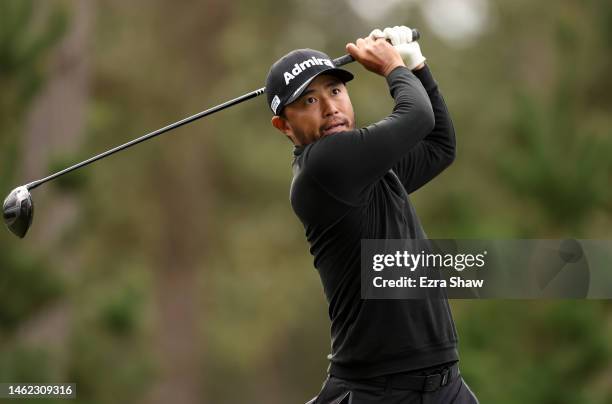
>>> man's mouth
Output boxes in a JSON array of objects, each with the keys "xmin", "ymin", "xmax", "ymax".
[{"xmin": 321, "ymin": 120, "xmax": 348, "ymax": 136}]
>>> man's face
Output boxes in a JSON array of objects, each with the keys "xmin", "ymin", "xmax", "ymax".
[{"xmin": 271, "ymin": 74, "xmax": 355, "ymax": 146}]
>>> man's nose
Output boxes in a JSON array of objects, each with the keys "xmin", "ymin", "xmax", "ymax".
[{"xmin": 321, "ymin": 97, "xmax": 339, "ymax": 116}]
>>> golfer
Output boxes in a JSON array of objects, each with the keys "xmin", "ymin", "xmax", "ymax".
[{"xmin": 266, "ymin": 26, "xmax": 478, "ymax": 403}]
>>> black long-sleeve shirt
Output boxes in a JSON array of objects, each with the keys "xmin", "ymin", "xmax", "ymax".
[{"xmin": 290, "ymin": 65, "xmax": 458, "ymax": 379}]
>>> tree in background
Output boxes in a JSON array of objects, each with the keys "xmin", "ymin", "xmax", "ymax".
[
  {"xmin": 0, "ymin": 0, "xmax": 68, "ymax": 386},
  {"xmin": 498, "ymin": 0, "xmax": 612, "ymax": 235}
]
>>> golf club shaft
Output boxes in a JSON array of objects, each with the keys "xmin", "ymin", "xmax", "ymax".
[
  {"xmin": 26, "ymin": 87, "xmax": 267, "ymax": 190},
  {"xmin": 25, "ymin": 29, "xmax": 420, "ymax": 191}
]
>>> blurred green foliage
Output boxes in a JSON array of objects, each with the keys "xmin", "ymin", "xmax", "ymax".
[
  {"xmin": 0, "ymin": 0, "xmax": 68, "ymax": 385},
  {"xmin": 0, "ymin": 0, "xmax": 68, "ymax": 192},
  {"xmin": 457, "ymin": 301, "xmax": 612, "ymax": 403},
  {"xmin": 46, "ymin": 153, "xmax": 88, "ymax": 192},
  {"xmin": 0, "ymin": 249, "xmax": 64, "ymax": 330},
  {"xmin": 0, "ymin": 0, "xmax": 67, "ymax": 117},
  {"xmin": 497, "ymin": 15, "xmax": 612, "ymax": 234},
  {"xmin": 0, "ymin": 0, "xmax": 611, "ymax": 403}
]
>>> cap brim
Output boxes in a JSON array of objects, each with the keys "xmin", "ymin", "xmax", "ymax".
[{"xmin": 284, "ymin": 68, "xmax": 354, "ymax": 107}]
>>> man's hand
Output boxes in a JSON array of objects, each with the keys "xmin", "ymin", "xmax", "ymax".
[
  {"xmin": 370, "ymin": 26, "xmax": 426, "ymax": 71},
  {"xmin": 345, "ymin": 36, "xmax": 405, "ymax": 77}
]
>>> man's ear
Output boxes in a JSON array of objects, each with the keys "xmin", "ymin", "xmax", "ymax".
[
  {"xmin": 271, "ymin": 115, "xmax": 299, "ymax": 145},
  {"xmin": 271, "ymin": 115, "xmax": 290, "ymax": 134}
]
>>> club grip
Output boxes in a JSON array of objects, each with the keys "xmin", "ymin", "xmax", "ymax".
[
  {"xmin": 333, "ymin": 28, "xmax": 421, "ymax": 67},
  {"xmin": 332, "ymin": 54, "xmax": 356, "ymax": 67}
]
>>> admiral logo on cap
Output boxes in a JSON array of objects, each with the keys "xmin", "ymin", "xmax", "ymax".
[{"xmin": 265, "ymin": 49, "xmax": 354, "ymax": 116}]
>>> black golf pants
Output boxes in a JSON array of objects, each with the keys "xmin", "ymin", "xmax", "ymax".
[{"xmin": 308, "ymin": 366, "xmax": 479, "ymax": 404}]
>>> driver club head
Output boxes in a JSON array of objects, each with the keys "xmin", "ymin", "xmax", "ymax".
[{"xmin": 3, "ymin": 186, "xmax": 34, "ymax": 238}]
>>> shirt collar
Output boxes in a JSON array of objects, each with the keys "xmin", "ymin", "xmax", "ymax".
[{"xmin": 293, "ymin": 145, "xmax": 305, "ymax": 157}]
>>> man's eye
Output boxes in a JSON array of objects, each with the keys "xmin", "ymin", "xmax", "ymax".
[
  {"xmin": 306, "ymin": 97, "xmax": 317, "ymax": 104},
  {"xmin": 332, "ymin": 87, "xmax": 341, "ymax": 95}
]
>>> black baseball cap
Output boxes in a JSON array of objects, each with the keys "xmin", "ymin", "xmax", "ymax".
[{"xmin": 265, "ymin": 48, "xmax": 354, "ymax": 116}]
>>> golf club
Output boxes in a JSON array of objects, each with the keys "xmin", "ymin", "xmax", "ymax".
[{"xmin": 2, "ymin": 29, "xmax": 420, "ymax": 238}]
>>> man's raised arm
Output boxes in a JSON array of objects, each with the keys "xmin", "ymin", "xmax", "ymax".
[
  {"xmin": 392, "ymin": 64, "xmax": 456, "ymax": 194},
  {"xmin": 304, "ymin": 36, "xmax": 435, "ymax": 204}
]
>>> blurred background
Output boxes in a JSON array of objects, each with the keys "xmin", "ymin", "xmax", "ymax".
[{"xmin": 1, "ymin": 0, "xmax": 612, "ymax": 403}]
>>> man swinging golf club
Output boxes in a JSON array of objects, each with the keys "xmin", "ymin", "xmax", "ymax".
[
  {"xmin": 1, "ymin": 22, "xmax": 477, "ymax": 403},
  {"xmin": 266, "ymin": 26, "xmax": 479, "ymax": 403}
]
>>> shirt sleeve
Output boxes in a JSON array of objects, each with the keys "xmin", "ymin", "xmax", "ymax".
[
  {"xmin": 392, "ymin": 65, "xmax": 456, "ymax": 194},
  {"xmin": 301, "ymin": 66, "xmax": 436, "ymax": 205}
]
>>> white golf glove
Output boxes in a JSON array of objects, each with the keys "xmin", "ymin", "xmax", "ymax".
[{"xmin": 369, "ymin": 26, "xmax": 426, "ymax": 70}]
